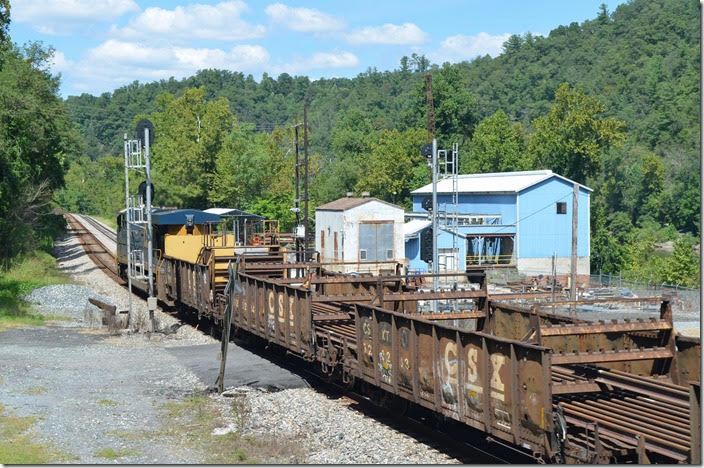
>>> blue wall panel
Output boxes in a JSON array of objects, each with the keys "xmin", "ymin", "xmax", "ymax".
[
  {"xmin": 517, "ymin": 178, "xmax": 590, "ymax": 258},
  {"xmin": 412, "ymin": 193, "xmax": 517, "ymax": 224},
  {"xmin": 409, "ymin": 175, "xmax": 590, "ymax": 262}
]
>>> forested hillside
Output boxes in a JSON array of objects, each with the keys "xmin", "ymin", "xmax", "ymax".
[{"xmin": 58, "ymin": 0, "xmax": 700, "ymax": 286}]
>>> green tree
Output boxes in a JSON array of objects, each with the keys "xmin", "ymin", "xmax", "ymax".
[
  {"xmin": 528, "ymin": 83, "xmax": 626, "ymax": 184},
  {"xmin": 590, "ymin": 202, "xmax": 630, "ymax": 273},
  {"xmin": 150, "ymin": 87, "xmax": 234, "ymax": 208},
  {"xmin": 465, "ymin": 110, "xmax": 531, "ymax": 173},
  {"xmin": 0, "ymin": 0, "xmax": 9, "ymax": 49},
  {"xmin": 659, "ymin": 235, "xmax": 699, "ymax": 287},
  {"xmin": 355, "ymin": 128, "xmax": 428, "ymax": 207},
  {"xmin": 0, "ymin": 41, "xmax": 80, "ymax": 262}
]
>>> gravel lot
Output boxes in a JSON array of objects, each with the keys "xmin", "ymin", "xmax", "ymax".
[{"xmin": 0, "ymin": 224, "xmax": 461, "ymax": 464}]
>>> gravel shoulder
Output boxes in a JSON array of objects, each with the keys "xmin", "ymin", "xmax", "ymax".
[{"xmin": 0, "ymin": 226, "xmax": 460, "ymax": 464}]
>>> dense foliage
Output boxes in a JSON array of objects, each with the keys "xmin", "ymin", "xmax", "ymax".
[
  {"xmin": 56, "ymin": 0, "xmax": 699, "ymax": 285},
  {"xmin": 0, "ymin": 1, "xmax": 79, "ymax": 265}
]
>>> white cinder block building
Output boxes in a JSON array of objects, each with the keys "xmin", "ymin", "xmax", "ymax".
[{"xmin": 315, "ymin": 195, "xmax": 405, "ymax": 274}]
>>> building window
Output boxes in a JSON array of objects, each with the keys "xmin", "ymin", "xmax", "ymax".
[
  {"xmin": 556, "ymin": 202, "xmax": 567, "ymax": 214},
  {"xmin": 360, "ymin": 249, "xmax": 367, "ymax": 260}
]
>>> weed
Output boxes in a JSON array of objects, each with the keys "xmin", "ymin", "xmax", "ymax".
[
  {"xmin": 95, "ymin": 447, "xmax": 138, "ymax": 460},
  {"xmin": 0, "ymin": 251, "xmax": 69, "ymax": 332},
  {"xmin": 0, "ymin": 403, "xmax": 71, "ymax": 464},
  {"xmin": 98, "ymin": 399, "xmax": 119, "ymax": 407},
  {"xmin": 157, "ymin": 392, "xmax": 304, "ymax": 464},
  {"xmin": 23, "ymin": 386, "xmax": 48, "ymax": 395}
]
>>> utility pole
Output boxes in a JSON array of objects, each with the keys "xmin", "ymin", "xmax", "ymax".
[
  {"xmin": 570, "ymin": 182, "xmax": 578, "ymax": 318},
  {"xmin": 425, "ymin": 72, "xmax": 435, "ymax": 139},
  {"xmin": 303, "ymin": 101, "xmax": 309, "ymax": 260},
  {"xmin": 144, "ymin": 127, "xmax": 156, "ymax": 331},
  {"xmin": 124, "ymin": 120, "xmax": 156, "ymax": 330},
  {"xmin": 123, "ymin": 135, "xmax": 133, "ymax": 322},
  {"xmin": 432, "ymin": 138, "xmax": 438, "ymax": 311},
  {"xmin": 294, "ymin": 115, "xmax": 301, "ymax": 261}
]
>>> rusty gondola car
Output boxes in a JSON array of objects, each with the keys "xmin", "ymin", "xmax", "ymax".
[{"xmin": 116, "ymin": 212, "xmax": 701, "ymax": 464}]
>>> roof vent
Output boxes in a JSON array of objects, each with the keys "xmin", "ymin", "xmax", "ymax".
[
  {"xmin": 346, "ymin": 192, "xmax": 354, "ymax": 198},
  {"xmin": 361, "ymin": 191, "xmax": 370, "ymax": 198}
]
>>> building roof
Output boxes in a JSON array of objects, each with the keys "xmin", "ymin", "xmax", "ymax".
[
  {"xmin": 403, "ymin": 219, "xmax": 431, "ymax": 238},
  {"xmin": 315, "ymin": 197, "xmax": 401, "ymax": 212},
  {"xmin": 204, "ymin": 208, "xmax": 263, "ymax": 219},
  {"xmin": 411, "ymin": 170, "xmax": 592, "ymax": 195},
  {"xmin": 151, "ymin": 209, "xmax": 221, "ymax": 226}
]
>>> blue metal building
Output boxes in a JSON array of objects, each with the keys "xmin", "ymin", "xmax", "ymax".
[{"xmin": 404, "ymin": 170, "xmax": 591, "ymax": 276}]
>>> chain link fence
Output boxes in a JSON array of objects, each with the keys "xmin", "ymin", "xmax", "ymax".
[{"xmin": 482, "ymin": 266, "xmax": 700, "ymax": 315}]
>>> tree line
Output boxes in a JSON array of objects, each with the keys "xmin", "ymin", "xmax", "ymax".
[
  {"xmin": 0, "ymin": 0, "xmax": 80, "ymax": 265},
  {"xmin": 5, "ymin": 0, "xmax": 699, "ymax": 285}
]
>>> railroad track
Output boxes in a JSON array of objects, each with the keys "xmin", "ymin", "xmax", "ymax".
[
  {"xmin": 66, "ymin": 213, "xmax": 523, "ymax": 463},
  {"xmin": 77, "ymin": 214, "xmax": 117, "ymax": 245},
  {"xmin": 64, "ymin": 213, "xmax": 123, "ymax": 285},
  {"xmin": 66, "ymin": 213, "xmax": 700, "ymax": 464}
]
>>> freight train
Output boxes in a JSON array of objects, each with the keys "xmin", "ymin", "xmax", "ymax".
[{"xmin": 115, "ymin": 206, "xmax": 701, "ymax": 464}]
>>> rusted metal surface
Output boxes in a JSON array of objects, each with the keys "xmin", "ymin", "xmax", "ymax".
[
  {"xmin": 540, "ymin": 319, "xmax": 672, "ymax": 336},
  {"xmin": 68, "ymin": 217, "xmax": 700, "ymax": 464},
  {"xmin": 690, "ymin": 382, "xmax": 701, "ymax": 464},
  {"xmin": 351, "ymin": 302, "xmax": 554, "ymax": 453},
  {"xmin": 406, "ymin": 311, "xmax": 486, "ymax": 320}
]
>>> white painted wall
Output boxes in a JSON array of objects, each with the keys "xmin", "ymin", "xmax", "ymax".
[
  {"xmin": 315, "ymin": 199, "xmax": 404, "ymax": 274},
  {"xmin": 314, "ymin": 209, "xmax": 344, "ymax": 265},
  {"xmin": 517, "ymin": 257, "xmax": 590, "ymax": 276}
]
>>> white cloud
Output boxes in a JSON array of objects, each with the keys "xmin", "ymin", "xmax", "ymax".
[
  {"xmin": 275, "ymin": 51, "xmax": 358, "ymax": 75},
  {"xmin": 345, "ymin": 23, "xmax": 427, "ymax": 45},
  {"xmin": 50, "ymin": 51, "xmax": 74, "ymax": 74},
  {"xmin": 115, "ymin": 1, "xmax": 265, "ymax": 42},
  {"xmin": 71, "ymin": 40, "xmax": 269, "ymax": 93},
  {"xmin": 431, "ymin": 32, "xmax": 512, "ymax": 63},
  {"xmin": 12, "ymin": 0, "xmax": 138, "ymax": 34},
  {"xmin": 265, "ymin": 3, "xmax": 344, "ymax": 33}
]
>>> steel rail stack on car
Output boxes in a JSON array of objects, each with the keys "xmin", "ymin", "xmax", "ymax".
[{"xmin": 114, "ymin": 209, "xmax": 701, "ymax": 464}]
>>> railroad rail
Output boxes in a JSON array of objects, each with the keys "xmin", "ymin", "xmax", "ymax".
[
  {"xmin": 67, "ymin": 213, "xmax": 701, "ymax": 464},
  {"xmin": 65, "ymin": 213, "xmax": 123, "ymax": 285}
]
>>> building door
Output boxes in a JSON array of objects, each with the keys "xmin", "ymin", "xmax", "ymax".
[
  {"xmin": 438, "ymin": 248, "xmax": 458, "ymax": 272},
  {"xmin": 359, "ymin": 222, "xmax": 394, "ymax": 261}
]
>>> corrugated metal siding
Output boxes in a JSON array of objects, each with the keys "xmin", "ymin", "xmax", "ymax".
[
  {"xmin": 412, "ymin": 193, "xmax": 517, "ymax": 223},
  {"xmin": 517, "ymin": 178, "xmax": 590, "ymax": 258}
]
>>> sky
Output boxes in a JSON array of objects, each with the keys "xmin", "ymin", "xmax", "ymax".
[{"xmin": 8, "ymin": 0, "xmax": 626, "ymax": 98}]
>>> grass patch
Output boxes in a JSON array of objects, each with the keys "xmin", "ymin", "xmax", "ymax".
[
  {"xmin": 22, "ymin": 386, "xmax": 48, "ymax": 395},
  {"xmin": 98, "ymin": 399, "xmax": 119, "ymax": 407},
  {"xmin": 0, "ymin": 403, "xmax": 71, "ymax": 464},
  {"xmin": 95, "ymin": 447, "xmax": 138, "ymax": 460},
  {"xmin": 90, "ymin": 215, "xmax": 117, "ymax": 231},
  {"xmin": 156, "ymin": 393, "xmax": 304, "ymax": 464},
  {"xmin": 0, "ymin": 250, "xmax": 69, "ymax": 332}
]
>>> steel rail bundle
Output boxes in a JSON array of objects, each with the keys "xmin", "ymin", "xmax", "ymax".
[{"xmin": 69, "ymin": 213, "xmax": 701, "ymax": 464}]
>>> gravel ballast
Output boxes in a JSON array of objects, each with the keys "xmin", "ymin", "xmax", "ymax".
[{"xmin": 0, "ymin": 222, "xmax": 463, "ymax": 464}]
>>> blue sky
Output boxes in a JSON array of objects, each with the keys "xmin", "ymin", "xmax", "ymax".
[{"xmin": 9, "ymin": 0, "xmax": 625, "ymax": 97}]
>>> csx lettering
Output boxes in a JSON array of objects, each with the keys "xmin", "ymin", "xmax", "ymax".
[
  {"xmin": 466, "ymin": 348, "xmax": 478, "ymax": 383},
  {"xmin": 278, "ymin": 294, "xmax": 285, "ymax": 325},
  {"xmin": 490, "ymin": 354, "xmax": 506, "ymax": 401},
  {"xmin": 444, "ymin": 342, "xmax": 458, "ymax": 386}
]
